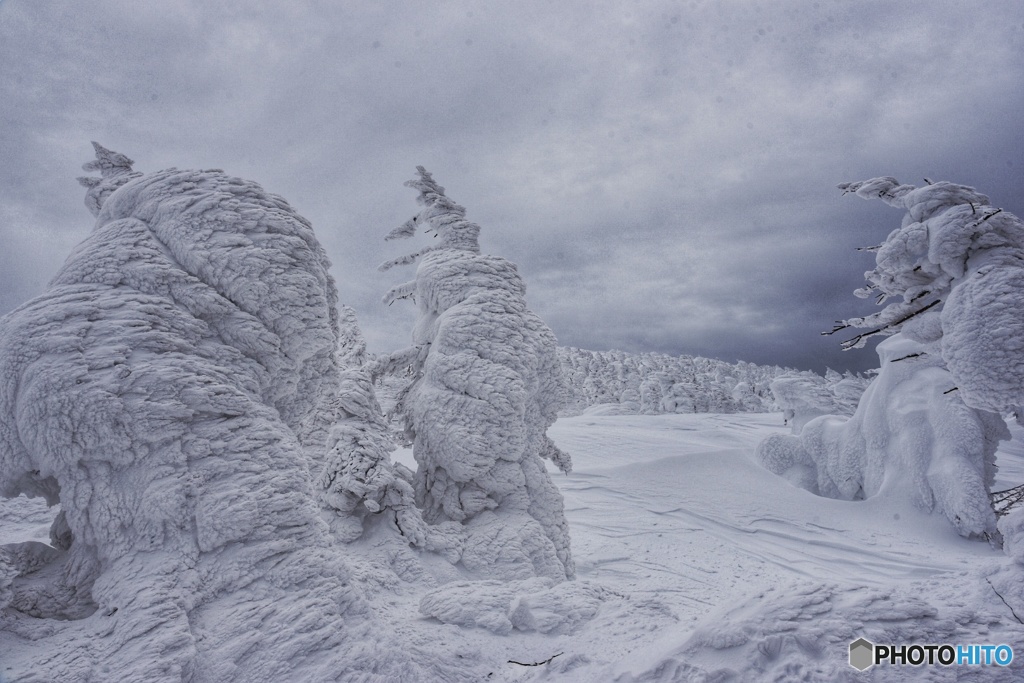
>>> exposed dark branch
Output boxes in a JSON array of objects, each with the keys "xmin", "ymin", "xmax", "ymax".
[
  {"xmin": 889, "ymin": 353, "xmax": 923, "ymax": 363},
  {"xmin": 838, "ymin": 299, "xmax": 942, "ymax": 350},
  {"xmin": 822, "ymin": 322, "xmax": 852, "ymax": 337},
  {"xmin": 983, "ymin": 208, "xmax": 1004, "ymax": 222},
  {"xmin": 856, "ymin": 244, "xmax": 883, "ymax": 252},
  {"xmin": 508, "ymin": 653, "xmax": 563, "ymax": 667},
  {"xmin": 986, "ymin": 577, "xmax": 1024, "ymax": 625},
  {"xmin": 943, "ymin": 387, "xmax": 959, "ymax": 395},
  {"xmin": 992, "ymin": 484, "xmax": 1024, "ymax": 516}
]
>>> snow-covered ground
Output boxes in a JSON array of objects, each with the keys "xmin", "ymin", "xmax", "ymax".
[
  {"xmin": 5, "ymin": 412, "xmax": 1024, "ymax": 681},
  {"xmin": 391, "ymin": 411, "xmax": 1024, "ymax": 681}
]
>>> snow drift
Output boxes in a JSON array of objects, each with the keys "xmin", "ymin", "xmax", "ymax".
[{"xmin": 0, "ymin": 145, "xmax": 433, "ymax": 681}]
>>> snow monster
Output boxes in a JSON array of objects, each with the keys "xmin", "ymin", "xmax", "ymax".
[{"xmin": 0, "ymin": 144, "xmax": 433, "ymax": 681}]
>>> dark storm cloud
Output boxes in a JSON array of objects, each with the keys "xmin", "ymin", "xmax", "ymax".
[{"xmin": 2, "ymin": 0, "xmax": 1022, "ymax": 374}]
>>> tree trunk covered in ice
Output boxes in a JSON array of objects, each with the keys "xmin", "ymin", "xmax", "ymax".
[{"xmin": 377, "ymin": 167, "xmax": 574, "ymax": 581}]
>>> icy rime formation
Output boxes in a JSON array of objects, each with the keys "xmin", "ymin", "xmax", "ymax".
[
  {"xmin": 316, "ymin": 305, "xmax": 427, "ymax": 546},
  {"xmin": 831, "ymin": 177, "xmax": 1024, "ymax": 414},
  {"xmin": 757, "ymin": 335, "xmax": 1007, "ymax": 538},
  {"xmin": 0, "ymin": 146, "xmax": 426, "ymax": 681},
  {"xmin": 758, "ymin": 177, "xmax": 1024, "ymax": 540},
  {"xmin": 377, "ymin": 167, "xmax": 574, "ymax": 581},
  {"xmin": 768, "ymin": 369, "xmax": 870, "ymax": 433}
]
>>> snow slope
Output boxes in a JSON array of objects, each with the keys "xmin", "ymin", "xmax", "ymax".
[{"xmin": 4, "ymin": 412, "xmax": 1023, "ymax": 681}]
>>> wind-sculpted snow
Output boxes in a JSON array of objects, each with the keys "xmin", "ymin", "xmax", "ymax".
[
  {"xmin": 757, "ymin": 335, "xmax": 1007, "ymax": 538},
  {"xmin": 377, "ymin": 167, "xmax": 574, "ymax": 582},
  {"xmin": 769, "ymin": 369, "xmax": 870, "ymax": 433},
  {"xmin": 419, "ymin": 576, "xmax": 609, "ymax": 635},
  {"xmin": 0, "ymin": 146, "xmax": 436, "ymax": 681}
]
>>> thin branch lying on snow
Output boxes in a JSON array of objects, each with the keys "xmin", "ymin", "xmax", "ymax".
[
  {"xmin": 508, "ymin": 652, "xmax": 563, "ymax": 667},
  {"xmin": 889, "ymin": 353, "xmax": 923, "ymax": 363},
  {"xmin": 943, "ymin": 387, "xmax": 959, "ymax": 395},
  {"xmin": 985, "ymin": 577, "xmax": 1024, "ymax": 625}
]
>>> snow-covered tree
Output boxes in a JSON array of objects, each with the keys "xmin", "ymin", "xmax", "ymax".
[
  {"xmin": 376, "ymin": 167, "xmax": 574, "ymax": 580},
  {"xmin": 829, "ymin": 177, "xmax": 1024, "ymax": 414},
  {"xmin": 0, "ymin": 145, "xmax": 432, "ymax": 681},
  {"xmin": 759, "ymin": 177, "xmax": 1023, "ymax": 541},
  {"xmin": 316, "ymin": 306, "xmax": 428, "ymax": 545},
  {"xmin": 556, "ymin": 346, "xmax": 792, "ymax": 416},
  {"xmin": 758, "ymin": 335, "xmax": 1007, "ymax": 538}
]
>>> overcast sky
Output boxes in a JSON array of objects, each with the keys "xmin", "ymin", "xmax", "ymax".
[{"xmin": 2, "ymin": 0, "xmax": 1022, "ymax": 374}]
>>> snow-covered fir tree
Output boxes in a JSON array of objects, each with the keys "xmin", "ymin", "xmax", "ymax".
[
  {"xmin": 316, "ymin": 305, "xmax": 427, "ymax": 545},
  {"xmin": 830, "ymin": 177, "xmax": 1024, "ymax": 415},
  {"xmin": 759, "ymin": 177, "xmax": 1023, "ymax": 541},
  {"xmin": 375, "ymin": 167, "xmax": 574, "ymax": 580},
  {"xmin": 0, "ymin": 145, "xmax": 439, "ymax": 681}
]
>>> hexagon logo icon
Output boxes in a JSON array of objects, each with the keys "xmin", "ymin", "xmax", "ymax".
[{"xmin": 849, "ymin": 638, "xmax": 874, "ymax": 671}]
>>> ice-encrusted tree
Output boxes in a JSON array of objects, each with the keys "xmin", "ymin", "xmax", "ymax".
[
  {"xmin": 375, "ymin": 167, "xmax": 574, "ymax": 581},
  {"xmin": 759, "ymin": 177, "xmax": 1024, "ymax": 540},
  {"xmin": 316, "ymin": 305, "xmax": 428, "ymax": 545},
  {"xmin": 828, "ymin": 177, "xmax": 1024, "ymax": 414},
  {"xmin": 0, "ymin": 145, "xmax": 440, "ymax": 681}
]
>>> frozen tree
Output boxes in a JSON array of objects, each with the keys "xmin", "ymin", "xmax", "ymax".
[
  {"xmin": 829, "ymin": 177, "xmax": 1024, "ymax": 414},
  {"xmin": 768, "ymin": 371, "xmax": 863, "ymax": 433},
  {"xmin": 758, "ymin": 176, "xmax": 1024, "ymax": 540},
  {"xmin": 315, "ymin": 305, "xmax": 433, "ymax": 547},
  {"xmin": 376, "ymin": 167, "xmax": 574, "ymax": 581},
  {"xmin": 0, "ymin": 146, "xmax": 437, "ymax": 681},
  {"xmin": 556, "ymin": 346, "xmax": 789, "ymax": 416}
]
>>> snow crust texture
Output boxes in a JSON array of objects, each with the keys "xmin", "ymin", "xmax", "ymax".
[
  {"xmin": 0, "ymin": 147, "xmax": 431, "ymax": 682},
  {"xmin": 378, "ymin": 168, "xmax": 574, "ymax": 581},
  {"xmin": 758, "ymin": 334, "xmax": 1006, "ymax": 538}
]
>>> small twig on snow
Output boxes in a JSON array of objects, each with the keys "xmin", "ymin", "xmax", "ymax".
[
  {"xmin": 508, "ymin": 652, "xmax": 563, "ymax": 667},
  {"xmin": 986, "ymin": 577, "xmax": 1024, "ymax": 625}
]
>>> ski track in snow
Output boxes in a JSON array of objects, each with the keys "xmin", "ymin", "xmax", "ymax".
[{"xmin": 6, "ymin": 411, "xmax": 1024, "ymax": 681}]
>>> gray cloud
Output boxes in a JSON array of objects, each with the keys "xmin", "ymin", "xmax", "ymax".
[{"xmin": 2, "ymin": 0, "xmax": 1022, "ymax": 374}]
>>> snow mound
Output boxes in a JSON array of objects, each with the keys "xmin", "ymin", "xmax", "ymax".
[
  {"xmin": 419, "ymin": 576, "xmax": 609, "ymax": 635},
  {"xmin": 0, "ymin": 146, "xmax": 435, "ymax": 681},
  {"xmin": 757, "ymin": 335, "xmax": 1006, "ymax": 538}
]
